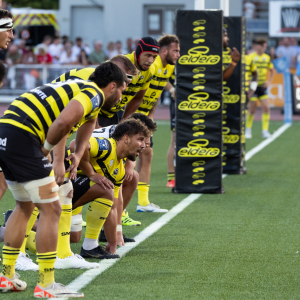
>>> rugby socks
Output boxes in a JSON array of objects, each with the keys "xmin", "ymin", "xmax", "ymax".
[
  {"xmin": 167, "ymin": 173, "xmax": 175, "ymax": 182},
  {"xmin": 26, "ymin": 231, "xmax": 37, "ymax": 254},
  {"xmin": 37, "ymin": 252, "xmax": 56, "ymax": 288},
  {"xmin": 262, "ymin": 113, "xmax": 270, "ymax": 131},
  {"xmin": 246, "ymin": 113, "xmax": 254, "ymax": 129},
  {"xmin": 20, "ymin": 207, "xmax": 39, "ymax": 254},
  {"xmin": 83, "ymin": 198, "xmax": 113, "ymax": 250},
  {"xmin": 2, "ymin": 246, "xmax": 20, "ymax": 278},
  {"xmin": 57, "ymin": 203, "xmax": 72, "ymax": 259},
  {"xmin": 137, "ymin": 182, "xmax": 150, "ymax": 206}
]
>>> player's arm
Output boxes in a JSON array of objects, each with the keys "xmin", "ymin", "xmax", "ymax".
[
  {"xmin": 248, "ymin": 69, "xmax": 258, "ymax": 98},
  {"xmin": 165, "ymin": 81, "xmax": 175, "ymax": 98},
  {"xmin": 69, "ymin": 139, "xmax": 114, "ymax": 189},
  {"xmin": 263, "ymin": 67, "xmax": 275, "ymax": 88},
  {"xmin": 122, "ymin": 89, "xmax": 147, "ymax": 119},
  {"xmin": 223, "ymin": 47, "xmax": 240, "ymax": 81},
  {"xmin": 52, "ymin": 134, "xmax": 69, "ymax": 185}
]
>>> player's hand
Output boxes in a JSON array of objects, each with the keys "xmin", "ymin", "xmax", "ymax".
[
  {"xmin": 117, "ymin": 231, "xmax": 125, "ymax": 247},
  {"xmin": 230, "ymin": 47, "xmax": 240, "ymax": 63},
  {"xmin": 89, "ymin": 173, "xmax": 114, "ymax": 190},
  {"xmin": 65, "ymin": 153, "xmax": 81, "ymax": 180},
  {"xmin": 248, "ymin": 89, "xmax": 255, "ymax": 98},
  {"xmin": 105, "ymin": 242, "xmax": 117, "ymax": 254},
  {"xmin": 124, "ymin": 164, "xmax": 134, "ymax": 182},
  {"xmin": 52, "ymin": 161, "xmax": 66, "ymax": 186},
  {"xmin": 41, "ymin": 146, "xmax": 50, "ymax": 157}
]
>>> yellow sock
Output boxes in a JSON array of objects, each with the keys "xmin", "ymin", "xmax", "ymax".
[
  {"xmin": 137, "ymin": 182, "xmax": 150, "ymax": 206},
  {"xmin": 122, "ymin": 210, "xmax": 126, "ymax": 217},
  {"xmin": 85, "ymin": 198, "xmax": 113, "ymax": 239},
  {"xmin": 262, "ymin": 113, "xmax": 270, "ymax": 131},
  {"xmin": 26, "ymin": 231, "xmax": 37, "ymax": 254},
  {"xmin": 167, "ymin": 173, "xmax": 175, "ymax": 182},
  {"xmin": 20, "ymin": 207, "xmax": 39, "ymax": 254},
  {"xmin": 246, "ymin": 113, "xmax": 254, "ymax": 129},
  {"xmin": 37, "ymin": 251, "xmax": 56, "ymax": 288},
  {"xmin": 2, "ymin": 246, "xmax": 20, "ymax": 279},
  {"xmin": 57, "ymin": 204, "xmax": 72, "ymax": 259}
]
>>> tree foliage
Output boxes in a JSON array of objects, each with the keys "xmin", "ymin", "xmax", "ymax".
[{"xmin": 8, "ymin": 0, "xmax": 59, "ymax": 9}]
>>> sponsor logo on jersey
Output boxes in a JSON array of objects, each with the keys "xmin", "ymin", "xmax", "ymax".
[
  {"xmin": 113, "ymin": 168, "xmax": 119, "ymax": 175},
  {"xmin": 158, "ymin": 68, "xmax": 161, "ymax": 74},
  {"xmin": 164, "ymin": 69, "xmax": 168, "ymax": 75},
  {"xmin": 139, "ymin": 75, "xmax": 144, "ymax": 81},
  {"xmin": 110, "ymin": 159, "xmax": 114, "ymax": 167},
  {"xmin": 31, "ymin": 88, "xmax": 47, "ymax": 100},
  {"xmin": 97, "ymin": 139, "xmax": 109, "ymax": 150},
  {"xmin": 43, "ymin": 163, "xmax": 52, "ymax": 168},
  {"xmin": 91, "ymin": 94, "xmax": 101, "ymax": 110}
]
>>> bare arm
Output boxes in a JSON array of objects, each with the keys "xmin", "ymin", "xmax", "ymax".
[
  {"xmin": 52, "ymin": 134, "xmax": 68, "ymax": 185},
  {"xmin": 223, "ymin": 47, "xmax": 240, "ymax": 81},
  {"xmin": 148, "ymin": 98, "xmax": 159, "ymax": 120},
  {"xmin": 122, "ymin": 89, "xmax": 147, "ymax": 119},
  {"xmin": 263, "ymin": 68, "xmax": 275, "ymax": 88}
]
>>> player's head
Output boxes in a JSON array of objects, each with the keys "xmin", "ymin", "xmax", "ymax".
[
  {"xmin": 127, "ymin": 112, "xmax": 157, "ymax": 147},
  {"xmin": 0, "ymin": 9, "xmax": 13, "ymax": 49},
  {"xmin": 158, "ymin": 34, "xmax": 180, "ymax": 65},
  {"xmin": 255, "ymin": 38, "xmax": 267, "ymax": 53},
  {"xmin": 112, "ymin": 119, "xmax": 151, "ymax": 161},
  {"xmin": 111, "ymin": 54, "xmax": 138, "ymax": 84},
  {"xmin": 0, "ymin": 61, "xmax": 6, "ymax": 89},
  {"xmin": 89, "ymin": 61, "xmax": 127, "ymax": 110},
  {"xmin": 135, "ymin": 36, "xmax": 159, "ymax": 71},
  {"xmin": 223, "ymin": 27, "xmax": 229, "ymax": 49}
]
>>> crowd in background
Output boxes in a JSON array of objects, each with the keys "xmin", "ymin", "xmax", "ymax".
[{"xmin": 0, "ymin": 35, "xmax": 141, "ymax": 67}]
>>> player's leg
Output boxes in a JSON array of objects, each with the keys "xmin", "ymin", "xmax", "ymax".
[
  {"xmin": 261, "ymin": 94, "xmax": 271, "ymax": 138},
  {"xmin": 166, "ymin": 130, "xmax": 175, "ymax": 187},
  {"xmin": 245, "ymin": 97, "xmax": 258, "ymax": 139},
  {"xmin": 137, "ymin": 140, "xmax": 168, "ymax": 213},
  {"xmin": 0, "ymin": 171, "xmax": 7, "ymax": 200}
]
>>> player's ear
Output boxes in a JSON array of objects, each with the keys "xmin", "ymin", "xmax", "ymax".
[
  {"xmin": 110, "ymin": 81, "xmax": 116, "ymax": 92},
  {"xmin": 123, "ymin": 134, "xmax": 129, "ymax": 145}
]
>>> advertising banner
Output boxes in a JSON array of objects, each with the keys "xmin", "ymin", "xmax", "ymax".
[
  {"xmin": 223, "ymin": 17, "xmax": 246, "ymax": 174},
  {"xmin": 269, "ymin": 1, "xmax": 300, "ymax": 37},
  {"xmin": 175, "ymin": 10, "xmax": 223, "ymax": 194}
]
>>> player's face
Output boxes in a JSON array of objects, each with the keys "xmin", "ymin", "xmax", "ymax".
[
  {"xmin": 138, "ymin": 52, "xmax": 157, "ymax": 71},
  {"xmin": 223, "ymin": 33, "xmax": 229, "ymax": 49},
  {"xmin": 101, "ymin": 82, "xmax": 126, "ymax": 110},
  {"xmin": 0, "ymin": 29, "xmax": 13, "ymax": 49},
  {"xmin": 126, "ymin": 132, "xmax": 146, "ymax": 161},
  {"xmin": 262, "ymin": 42, "xmax": 267, "ymax": 53},
  {"xmin": 165, "ymin": 43, "xmax": 180, "ymax": 65}
]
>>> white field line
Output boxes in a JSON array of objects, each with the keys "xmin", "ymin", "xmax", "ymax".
[{"xmin": 63, "ymin": 123, "xmax": 291, "ymax": 295}]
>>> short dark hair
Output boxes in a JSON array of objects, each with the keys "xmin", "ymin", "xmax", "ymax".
[
  {"xmin": 112, "ymin": 119, "xmax": 150, "ymax": 141},
  {"xmin": 158, "ymin": 34, "xmax": 180, "ymax": 50},
  {"xmin": 127, "ymin": 113, "xmax": 157, "ymax": 132},
  {"xmin": 89, "ymin": 61, "xmax": 127, "ymax": 88},
  {"xmin": 255, "ymin": 38, "xmax": 267, "ymax": 46},
  {"xmin": 111, "ymin": 55, "xmax": 138, "ymax": 76},
  {"xmin": 43, "ymin": 35, "xmax": 52, "ymax": 42},
  {"xmin": 0, "ymin": 9, "xmax": 13, "ymax": 20},
  {"xmin": 0, "ymin": 61, "xmax": 6, "ymax": 83}
]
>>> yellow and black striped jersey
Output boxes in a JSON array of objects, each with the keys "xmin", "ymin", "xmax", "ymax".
[
  {"xmin": 52, "ymin": 68, "xmax": 94, "ymax": 83},
  {"xmin": 0, "ymin": 80, "xmax": 104, "ymax": 144},
  {"xmin": 249, "ymin": 52, "xmax": 273, "ymax": 87},
  {"xmin": 245, "ymin": 55, "xmax": 257, "ymax": 92},
  {"xmin": 77, "ymin": 137, "xmax": 125, "ymax": 197},
  {"xmin": 137, "ymin": 55, "xmax": 175, "ymax": 115}
]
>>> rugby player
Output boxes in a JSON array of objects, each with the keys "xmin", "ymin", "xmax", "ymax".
[
  {"xmin": 245, "ymin": 38, "xmax": 274, "ymax": 139},
  {"xmin": 123, "ymin": 34, "xmax": 180, "ymax": 212},
  {"xmin": 245, "ymin": 54, "xmax": 258, "ymax": 104},
  {"xmin": 69, "ymin": 119, "xmax": 150, "ymax": 258},
  {"xmin": 0, "ymin": 62, "xmax": 127, "ymax": 297}
]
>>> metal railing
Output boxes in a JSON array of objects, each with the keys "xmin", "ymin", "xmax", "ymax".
[{"xmin": 0, "ymin": 64, "xmax": 96, "ymax": 103}]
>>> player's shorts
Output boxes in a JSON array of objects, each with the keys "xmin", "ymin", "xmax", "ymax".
[
  {"xmin": 71, "ymin": 174, "xmax": 93, "ymax": 205},
  {"xmin": 98, "ymin": 113, "xmax": 119, "ymax": 127},
  {"xmin": 170, "ymin": 99, "xmax": 175, "ymax": 131},
  {"xmin": 250, "ymin": 86, "xmax": 268, "ymax": 101},
  {"xmin": 0, "ymin": 125, "xmax": 52, "ymax": 182}
]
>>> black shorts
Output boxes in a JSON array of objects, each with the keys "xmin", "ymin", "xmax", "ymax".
[
  {"xmin": 98, "ymin": 113, "xmax": 119, "ymax": 127},
  {"xmin": 170, "ymin": 100, "xmax": 175, "ymax": 131},
  {"xmin": 0, "ymin": 125, "xmax": 52, "ymax": 182},
  {"xmin": 71, "ymin": 175, "xmax": 91, "ymax": 205},
  {"xmin": 252, "ymin": 86, "xmax": 268, "ymax": 100}
]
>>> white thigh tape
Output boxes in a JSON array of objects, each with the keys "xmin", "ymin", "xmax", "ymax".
[
  {"xmin": 58, "ymin": 179, "xmax": 73, "ymax": 205},
  {"xmin": 7, "ymin": 180, "xmax": 31, "ymax": 202}
]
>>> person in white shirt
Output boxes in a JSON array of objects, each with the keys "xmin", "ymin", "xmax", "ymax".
[
  {"xmin": 59, "ymin": 42, "xmax": 78, "ymax": 65},
  {"xmin": 34, "ymin": 35, "xmax": 52, "ymax": 55},
  {"xmin": 276, "ymin": 37, "xmax": 297, "ymax": 69},
  {"xmin": 110, "ymin": 40, "xmax": 126, "ymax": 57},
  {"xmin": 48, "ymin": 36, "xmax": 63, "ymax": 65},
  {"xmin": 72, "ymin": 37, "xmax": 91, "ymax": 58}
]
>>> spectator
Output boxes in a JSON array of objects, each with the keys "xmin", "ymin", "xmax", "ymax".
[
  {"xmin": 34, "ymin": 35, "xmax": 52, "ymax": 55},
  {"xmin": 1, "ymin": 1, "xmax": 11, "ymax": 11},
  {"xmin": 134, "ymin": 37, "xmax": 139, "ymax": 48},
  {"xmin": 110, "ymin": 40, "xmax": 126, "ymax": 56},
  {"xmin": 21, "ymin": 48, "xmax": 37, "ymax": 64},
  {"xmin": 59, "ymin": 42, "xmax": 78, "ymax": 65},
  {"xmin": 269, "ymin": 46, "xmax": 276, "ymax": 61},
  {"xmin": 62, "ymin": 35, "xmax": 69, "ymax": 46},
  {"xmin": 106, "ymin": 41, "xmax": 115, "ymax": 59},
  {"xmin": 5, "ymin": 44, "xmax": 22, "ymax": 65},
  {"xmin": 78, "ymin": 48, "xmax": 89, "ymax": 66},
  {"xmin": 18, "ymin": 39, "xmax": 29, "ymax": 56},
  {"xmin": 244, "ymin": 1, "xmax": 256, "ymax": 19},
  {"xmin": 72, "ymin": 37, "xmax": 91, "ymax": 57},
  {"xmin": 48, "ymin": 36, "xmax": 63, "ymax": 65},
  {"xmin": 126, "ymin": 38, "xmax": 134, "ymax": 54},
  {"xmin": 276, "ymin": 37, "xmax": 297, "ymax": 68},
  {"xmin": 89, "ymin": 40, "xmax": 106, "ymax": 64},
  {"xmin": 37, "ymin": 46, "xmax": 52, "ymax": 64}
]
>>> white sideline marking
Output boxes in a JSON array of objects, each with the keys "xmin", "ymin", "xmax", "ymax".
[{"xmin": 63, "ymin": 123, "xmax": 291, "ymax": 295}]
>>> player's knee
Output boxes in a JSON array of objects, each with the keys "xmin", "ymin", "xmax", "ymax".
[
  {"xmin": 58, "ymin": 180, "xmax": 73, "ymax": 205},
  {"xmin": 131, "ymin": 171, "xmax": 139, "ymax": 187},
  {"xmin": 71, "ymin": 213, "xmax": 83, "ymax": 233},
  {"xmin": 103, "ymin": 188, "xmax": 114, "ymax": 201},
  {"xmin": 142, "ymin": 147, "xmax": 153, "ymax": 161}
]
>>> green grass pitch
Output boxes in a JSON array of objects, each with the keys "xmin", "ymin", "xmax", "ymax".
[{"xmin": 0, "ymin": 120, "xmax": 299, "ymax": 299}]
